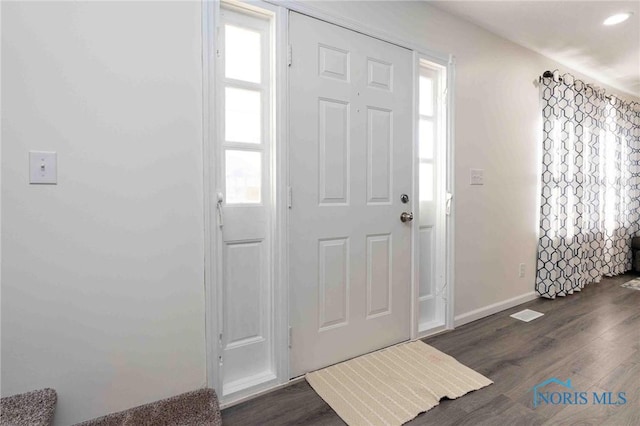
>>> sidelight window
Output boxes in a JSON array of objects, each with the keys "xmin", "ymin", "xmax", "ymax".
[{"xmin": 221, "ymin": 8, "xmax": 271, "ymax": 204}]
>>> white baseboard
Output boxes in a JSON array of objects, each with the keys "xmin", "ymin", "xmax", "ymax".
[{"xmin": 454, "ymin": 291, "xmax": 538, "ymax": 327}]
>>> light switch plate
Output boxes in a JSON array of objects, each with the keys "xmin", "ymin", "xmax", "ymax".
[
  {"xmin": 30, "ymin": 151, "xmax": 57, "ymax": 184},
  {"xmin": 470, "ymin": 168, "xmax": 484, "ymax": 185}
]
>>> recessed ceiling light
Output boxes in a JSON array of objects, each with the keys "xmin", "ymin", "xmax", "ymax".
[{"xmin": 603, "ymin": 12, "xmax": 632, "ymax": 26}]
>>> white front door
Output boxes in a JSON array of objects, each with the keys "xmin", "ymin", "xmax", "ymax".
[{"xmin": 289, "ymin": 12, "xmax": 414, "ymax": 377}]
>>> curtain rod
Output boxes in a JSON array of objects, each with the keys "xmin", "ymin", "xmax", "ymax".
[{"xmin": 539, "ymin": 70, "xmax": 613, "ymax": 101}]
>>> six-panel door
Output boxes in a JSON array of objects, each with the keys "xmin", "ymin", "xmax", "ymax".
[{"xmin": 289, "ymin": 12, "xmax": 414, "ymax": 377}]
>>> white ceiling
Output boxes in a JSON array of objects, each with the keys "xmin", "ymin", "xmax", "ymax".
[{"xmin": 430, "ymin": 1, "xmax": 640, "ymax": 97}]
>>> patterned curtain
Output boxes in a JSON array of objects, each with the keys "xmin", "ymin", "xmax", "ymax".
[{"xmin": 536, "ymin": 71, "xmax": 640, "ymax": 299}]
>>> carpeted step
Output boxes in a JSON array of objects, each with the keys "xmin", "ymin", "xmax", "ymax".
[
  {"xmin": 0, "ymin": 388, "xmax": 57, "ymax": 426},
  {"xmin": 75, "ymin": 388, "xmax": 222, "ymax": 426}
]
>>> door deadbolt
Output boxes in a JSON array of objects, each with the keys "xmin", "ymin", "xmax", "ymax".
[
  {"xmin": 400, "ymin": 194, "xmax": 409, "ymax": 204},
  {"xmin": 400, "ymin": 212, "xmax": 414, "ymax": 223}
]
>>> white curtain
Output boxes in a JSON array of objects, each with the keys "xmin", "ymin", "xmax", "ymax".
[{"xmin": 536, "ymin": 71, "xmax": 640, "ymax": 299}]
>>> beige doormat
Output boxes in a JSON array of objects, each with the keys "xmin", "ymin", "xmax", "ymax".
[{"xmin": 306, "ymin": 341, "xmax": 492, "ymax": 426}]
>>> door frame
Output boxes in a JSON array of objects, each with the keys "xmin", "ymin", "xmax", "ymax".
[
  {"xmin": 414, "ymin": 52, "xmax": 456, "ymax": 338},
  {"xmin": 203, "ymin": 0, "xmax": 455, "ymax": 406},
  {"xmin": 202, "ymin": 0, "xmax": 289, "ymax": 404}
]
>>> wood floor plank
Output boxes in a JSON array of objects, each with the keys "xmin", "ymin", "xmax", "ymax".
[
  {"xmin": 543, "ymin": 302, "xmax": 637, "ymax": 342},
  {"xmin": 509, "ymin": 372, "xmax": 596, "ymax": 420},
  {"xmin": 221, "ymin": 381, "xmax": 343, "ymax": 425},
  {"xmin": 452, "ymin": 394, "xmax": 545, "ymax": 426},
  {"xmin": 438, "ymin": 362, "xmax": 525, "ymax": 415},
  {"xmin": 221, "ymin": 274, "xmax": 640, "ymax": 425},
  {"xmin": 597, "ymin": 310, "xmax": 640, "ymax": 352},
  {"xmin": 404, "ymin": 399, "xmax": 468, "ymax": 425},
  {"xmin": 542, "ymin": 385, "xmax": 626, "ymax": 426},
  {"xmin": 594, "ymin": 351, "xmax": 640, "ymax": 401}
]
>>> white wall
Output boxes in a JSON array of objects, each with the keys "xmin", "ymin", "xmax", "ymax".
[
  {"xmin": 2, "ymin": 1, "xmax": 639, "ymax": 424},
  {"xmin": 1, "ymin": 2, "xmax": 206, "ymax": 425},
  {"xmin": 302, "ymin": 1, "xmax": 640, "ymax": 320}
]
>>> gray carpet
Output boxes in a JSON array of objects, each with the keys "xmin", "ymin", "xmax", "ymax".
[
  {"xmin": 0, "ymin": 388, "xmax": 57, "ymax": 426},
  {"xmin": 75, "ymin": 388, "xmax": 222, "ymax": 426}
]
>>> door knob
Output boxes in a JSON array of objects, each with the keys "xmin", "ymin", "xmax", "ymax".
[{"xmin": 400, "ymin": 212, "xmax": 414, "ymax": 223}]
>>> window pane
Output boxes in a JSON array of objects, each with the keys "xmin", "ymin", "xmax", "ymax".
[
  {"xmin": 419, "ymin": 76, "xmax": 434, "ymax": 116},
  {"xmin": 225, "ymin": 150, "xmax": 262, "ymax": 204},
  {"xmin": 419, "ymin": 163, "xmax": 434, "ymax": 202},
  {"xmin": 225, "ymin": 87, "xmax": 261, "ymax": 144},
  {"xmin": 225, "ymin": 25, "xmax": 261, "ymax": 83},
  {"xmin": 419, "ymin": 119, "xmax": 434, "ymax": 160}
]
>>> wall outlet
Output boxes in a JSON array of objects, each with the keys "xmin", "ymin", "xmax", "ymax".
[
  {"xmin": 470, "ymin": 168, "xmax": 484, "ymax": 185},
  {"xmin": 519, "ymin": 263, "xmax": 525, "ymax": 278}
]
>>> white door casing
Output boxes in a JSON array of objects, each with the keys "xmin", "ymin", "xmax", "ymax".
[{"xmin": 289, "ymin": 12, "xmax": 414, "ymax": 377}]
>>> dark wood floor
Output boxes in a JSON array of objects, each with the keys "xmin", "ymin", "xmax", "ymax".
[{"xmin": 222, "ymin": 274, "xmax": 640, "ymax": 425}]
